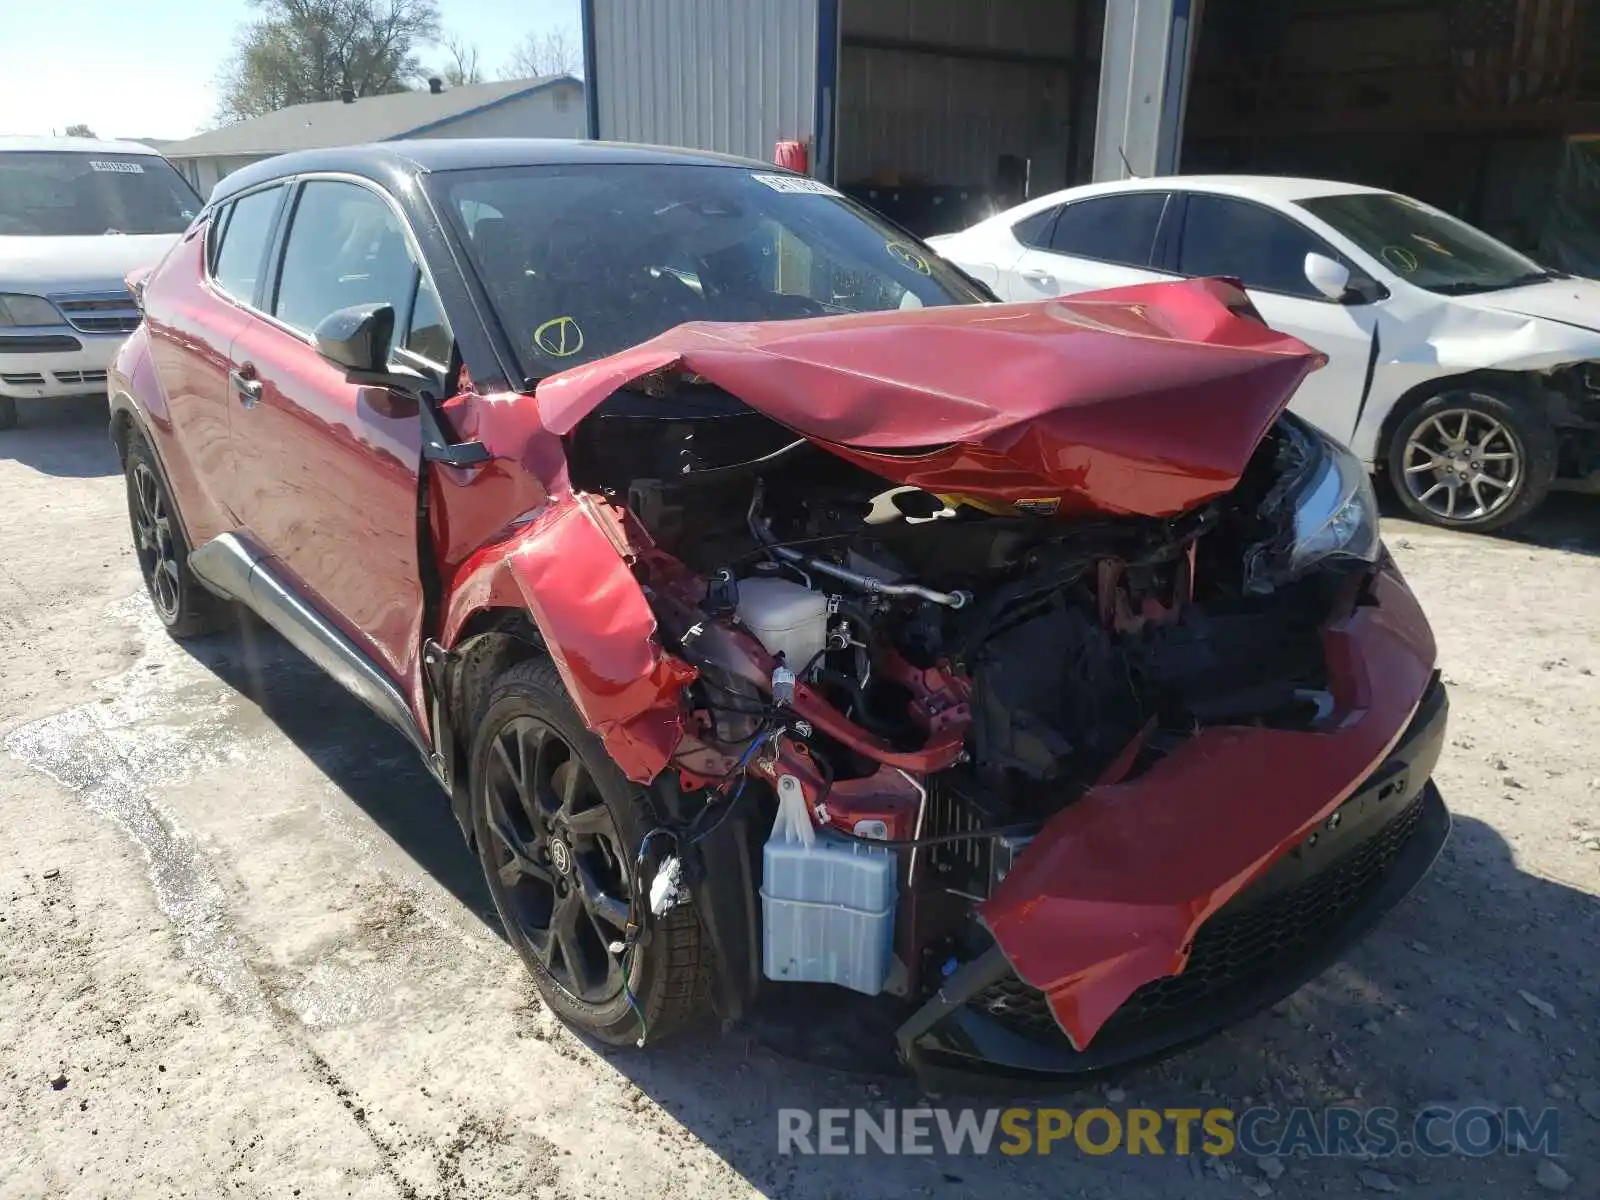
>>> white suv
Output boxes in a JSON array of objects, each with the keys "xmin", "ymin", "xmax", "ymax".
[{"xmin": 0, "ymin": 137, "xmax": 200, "ymax": 430}]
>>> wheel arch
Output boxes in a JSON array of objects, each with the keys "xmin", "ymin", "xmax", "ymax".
[
  {"xmin": 110, "ymin": 392, "xmax": 202, "ymax": 553},
  {"xmin": 109, "ymin": 399, "xmax": 138, "ymax": 463},
  {"xmin": 445, "ymin": 610, "xmax": 547, "ymax": 757},
  {"xmin": 1374, "ymin": 369, "xmax": 1556, "ymax": 472},
  {"xmin": 432, "ymin": 608, "xmax": 547, "ymax": 848},
  {"xmin": 436, "ymin": 497, "xmax": 696, "ymax": 787}
]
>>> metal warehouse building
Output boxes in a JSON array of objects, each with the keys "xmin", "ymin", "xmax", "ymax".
[
  {"xmin": 581, "ymin": 0, "xmax": 1158, "ymax": 234},
  {"xmin": 579, "ymin": 0, "xmax": 1600, "ymax": 267}
]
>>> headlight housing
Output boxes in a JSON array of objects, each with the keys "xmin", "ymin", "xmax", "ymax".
[
  {"xmin": 0, "ymin": 293, "xmax": 64, "ymax": 327},
  {"xmin": 1246, "ymin": 415, "xmax": 1381, "ymax": 591}
]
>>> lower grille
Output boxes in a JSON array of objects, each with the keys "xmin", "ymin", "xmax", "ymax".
[
  {"xmin": 973, "ymin": 790, "xmax": 1429, "ymax": 1042},
  {"xmin": 0, "ymin": 335, "xmax": 81, "ymax": 354},
  {"xmin": 51, "ymin": 292, "xmax": 140, "ymax": 336},
  {"xmin": 1, "ymin": 372, "xmax": 45, "ymax": 386},
  {"xmin": 52, "ymin": 369, "xmax": 108, "ymax": 386},
  {"xmin": 64, "ymin": 315, "xmax": 139, "ymax": 334}
]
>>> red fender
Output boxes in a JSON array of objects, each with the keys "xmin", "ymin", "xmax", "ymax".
[{"xmin": 440, "ymin": 491, "xmax": 695, "ymax": 783}]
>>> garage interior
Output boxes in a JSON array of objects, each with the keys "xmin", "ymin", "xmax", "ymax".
[
  {"xmin": 831, "ymin": 0, "xmax": 1105, "ymax": 235},
  {"xmin": 822, "ymin": 0, "xmax": 1599, "ymax": 265},
  {"xmin": 1183, "ymin": 0, "xmax": 1600, "ymax": 271}
]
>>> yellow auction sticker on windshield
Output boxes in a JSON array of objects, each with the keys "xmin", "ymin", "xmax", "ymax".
[
  {"xmin": 886, "ymin": 242, "xmax": 932, "ymax": 274},
  {"xmin": 534, "ymin": 316, "xmax": 584, "ymax": 358}
]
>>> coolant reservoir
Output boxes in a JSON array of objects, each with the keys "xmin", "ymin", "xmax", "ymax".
[{"xmin": 734, "ymin": 576, "xmax": 828, "ymax": 669}]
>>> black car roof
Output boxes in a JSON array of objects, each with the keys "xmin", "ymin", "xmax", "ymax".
[{"xmin": 210, "ymin": 138, "xmax": 784, "ymax": 206}]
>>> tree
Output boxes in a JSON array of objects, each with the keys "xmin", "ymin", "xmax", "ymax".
[
  {"xmin": 64, "ymin": 123, "xmax": 98, "ymax": 138},
  {"xmin": 434, "ymin": 33, "xmax": 482, "ymax": 88},
  {"xmin": 216, "ymin": 0, "xmax": 441, "ymax": 123},
  {"xmin": 503, "ymin": 26, "xmax": 580, "ymax": 80}
]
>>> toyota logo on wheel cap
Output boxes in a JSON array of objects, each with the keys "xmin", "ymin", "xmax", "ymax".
[{"xmin": 548, "ymin": 838, "xmax": 573, "ymax": 875}]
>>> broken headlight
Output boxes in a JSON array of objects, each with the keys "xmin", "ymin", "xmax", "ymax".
[{"xmin": 1247, "ymin": 416, "xmax": 1380, "ymax": 591}]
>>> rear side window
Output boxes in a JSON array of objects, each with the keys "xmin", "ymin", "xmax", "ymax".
[
  {"xmin": 1012, "ymin": 207, "xmax": 1059, "ymax": 249},
  {"xmin": 273, "ymin": 181, "xmax": 418, "ymax": 336},
  {"xmin": 1177, "ymin": 194, "xmax": 1332, "ymax": 298},
  {"xmin": 1048, "ymin": 194, "xmax": 1168, "ymax": 267},
  {"xmin": 211, "ymin": 186, "xmax": 284, "ymax": 303}
]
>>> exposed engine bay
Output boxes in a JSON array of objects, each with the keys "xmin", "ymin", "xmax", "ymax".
[
  {"xmin": 565, "ymin": 379, "xmax": 1383, "ymax": 1004},
  {"xmin": 576, "ymin": 386, "xmax": 1351, "ymax": 791}
]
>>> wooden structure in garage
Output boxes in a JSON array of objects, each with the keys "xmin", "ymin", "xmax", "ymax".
[{"xmin": 1183, "ymin": 0, "xmax": 1600, "ymax": 260}]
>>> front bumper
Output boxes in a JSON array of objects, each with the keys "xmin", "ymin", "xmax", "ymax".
[
  {"xmin": 0, "ymin": 329, "xmax": 125, "ymax": 399},
  {"xmin": 897, "ymin": 671, "xmax": 1451, "ymax": 1091}
]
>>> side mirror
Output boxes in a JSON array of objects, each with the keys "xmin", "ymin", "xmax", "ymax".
[
  {"xmin": 1304, "ymin": 252, "xmax": 1352, "ymax": 301},
  {"xmin": 316, "ymin": 301, "xmax": 492, "ymax": 468},
  {"xmin": 314, "ymin": 303, "xmax": 396, "ymax": 378}
]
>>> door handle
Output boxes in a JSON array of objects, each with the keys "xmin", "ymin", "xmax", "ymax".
[
  {"xmin": 229, "ymin": 366, "xmax": 263, "ymax": 407},
  {"xmin": 1020, "ymin": 269, "xmax": 1057, "ymax": 287}
]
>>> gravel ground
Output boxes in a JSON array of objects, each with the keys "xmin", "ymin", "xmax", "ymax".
[{"xmin": 1, "ymin": 396, "xmax": 1596, "ymax": 1199}]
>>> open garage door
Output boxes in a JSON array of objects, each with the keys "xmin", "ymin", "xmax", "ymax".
[
  {"xmin": 1182, "ymin": 0, "xmax": 1600, "ymax": 258},
  {"xmin": 826, "ymin": 0, "xmax": 1104, "ymax": 237}
]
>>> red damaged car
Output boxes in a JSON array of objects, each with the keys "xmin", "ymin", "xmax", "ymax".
[{"xmin": 111, "ymin": 141, "xmax": 1449, "ymax": 1087}]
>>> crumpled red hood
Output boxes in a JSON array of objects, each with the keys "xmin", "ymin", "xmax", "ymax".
[{"xmin": 536, "ymin": 277, "xmax": 1325, "ymax": 517}]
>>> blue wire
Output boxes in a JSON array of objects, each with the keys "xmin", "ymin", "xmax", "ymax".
[{"xmin": 621, "ymin": 942, "xmax": 648, "ymax": 1045}]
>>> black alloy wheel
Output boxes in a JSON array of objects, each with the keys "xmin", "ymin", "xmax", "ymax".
[
  {"xmin": 481, "ymin": 713, "xmax": 634, "ymax": 1004},
  {"xmin": 468, "ymin": 658, "xmax": 710, "ymax": 1044},
  {"xmin": 130, "ymin": 458, "xmax": 182, "ymax": 623},
  {"xmin": 123, "ymin": 433, "xmax": 230, "ymax": 639}
]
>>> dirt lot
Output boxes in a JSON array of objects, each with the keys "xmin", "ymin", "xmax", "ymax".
[{"xmin": 2, "ymin": 396, "xmax": 1597, "ymax": 1199}]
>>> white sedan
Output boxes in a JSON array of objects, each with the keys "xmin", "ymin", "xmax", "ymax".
[{"xmin": 928, "ymin": 176, "xmax": 1600, "ymax": 531}]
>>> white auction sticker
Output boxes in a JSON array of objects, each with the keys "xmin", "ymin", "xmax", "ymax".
[
  {"xmin": 89, "ymin": 160, "xmax": 145, "ymax": 174},
  {"xmin": 750, "ymin": 173, "xmax": 839, "ymax": 196}
]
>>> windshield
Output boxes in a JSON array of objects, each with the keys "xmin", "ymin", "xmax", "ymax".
[
  {"xmin": 0, "ymin": 151, "xmax": 200, "ymax": 237},
  {"xmin": 1298, "ymin": 191, "xmax": 1555, "ymax": 295},
  {"xmin": 427, "ymin": 163, "xmax": 986, "ymax": 376}
]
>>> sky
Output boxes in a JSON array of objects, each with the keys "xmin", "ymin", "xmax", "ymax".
[{"xmin": 0, "ymin": 0, "xmax": 581, "ymax": 142}]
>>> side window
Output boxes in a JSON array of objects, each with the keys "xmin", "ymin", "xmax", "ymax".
[
  {"xmin": 273, "ymin": 181, "xmax": 417, "ymax": 336},
  {"xmin": 210, "ymin": 185, "xmax": 284, "ymax": 302},
  {"xmin": 1048, "ymin": 193, "xmax": 1168, "ymax": 268},
  {"xmin": 404, "ymin": 273, "xmax": 452, "ymax": 365},
  {"xmin": 1177, "ymin": 194, "xmax": 1332, "ymax": 298},
  {"xmin": 1011, "ymin": 207, "xmax": 1059, "ymax": 249},
  {"xmin": 205, "ymin": 204, "xmax": 232, "ymax": 274}
]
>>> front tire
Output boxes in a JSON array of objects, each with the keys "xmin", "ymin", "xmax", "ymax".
[
  {"xmin": 123, "ymin": 434, "xmax": 231, "ymax": 639},
  {"xmin": 1386, "ymin": 387, "xmax": 1556, "ymax": 532},
  {"xmin": 468, "ymin": 657, "xmax": 710, "ymax": 1045},
  {"xmin": 0, "ymin": 395, "xmax": 17, "ymax": 431}
]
